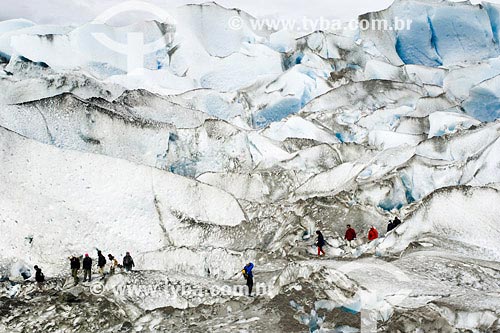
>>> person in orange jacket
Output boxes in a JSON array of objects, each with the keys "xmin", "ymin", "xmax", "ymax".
[{"xmin": 368, "ymin": 226, "xmax": 379, "ymax": 241}]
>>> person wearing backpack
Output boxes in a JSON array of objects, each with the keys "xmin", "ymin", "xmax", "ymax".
[
  {"xmin": 97, "ymin": 250, "xmax": 106, "ymax": 278},
  {"xmin": 242, "ymin": 262, "xmax": 254, "ymax": 296},
  {"xmin": 83, "ymin": 253, "xmax": 92, "ymax": 282},
  {"xmin": 108, "ymin": 254, "xmax": 118, "ymax": 275},
  {"xmin": 315, "ymin": 230, "xmax": 326, "ymax": 256},
  {"xmin": 123, "ymin": 252, "xmax": 135, "ymax": 272},
  {"xmin": 34, "ymin": 265, "xmax": 45, "ymax": 290}
]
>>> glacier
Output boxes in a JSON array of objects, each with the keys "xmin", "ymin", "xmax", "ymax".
[{"xmin": 1, "ymin": 0, "xmax": 500, "ymax": 332}]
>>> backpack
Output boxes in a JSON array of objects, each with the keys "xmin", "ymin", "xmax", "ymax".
[
  {"xmin": 123, "ymin": 256, "xmax": 132, "ymax": 266},
  {"xmin": 36, "ymin": 271, "xmax": 45, "ymax": 282},
  {"xmin": 98, "ymin": 255, "xmax": 106, "ymax": 267}
]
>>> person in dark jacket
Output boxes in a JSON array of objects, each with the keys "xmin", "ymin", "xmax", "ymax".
[
  {"xmin": 242, "ymin": 262, "xmax": 254, "ymax": 296},
  {"xmin": 97, "ymin": 250, "xmax": 106, "ymax": 277},
  {"xmin": 69, "ymin": 256, "xmax": 80, "ymax": 285},
  {"xmin": 345, "ymin": 225, "xmax": 357, "ymax": 246},
  {"xmin": 83, "ymin": 253, "xmax": 92, "ymax": 282},
  {"xmin": 123, "ymin": 252, "xmax": 135, "ymax": 272},
  {"xmin": 34, "ymin": 265, "xmax": 44, "ymax": 289},
  {"xmin": 387, "ymin": 217, "xmax": 402, "ymax": 233},
  {"xmin": 387, "ymin": 220, "xmax": 395, "ymax": 233},
  {"xmin": 316, "ymin": 230, "xmax": 326, "ymax": 256}
]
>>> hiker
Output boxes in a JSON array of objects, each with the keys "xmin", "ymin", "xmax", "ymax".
[
  {"xmin": 69, "ymin": 256, "xmax": 80, "ymax": 286},
  {"xmin": 387, "ymin": 217, "xmax": 401, "ymax": 233},
  {"xmin": 97, "ymin": 250, "xmax": 106, "ymax": 277},
  {"xmin": 123, "ymin": 252, "xmax": 135, "ymax": 272},
  {"xmin": 315, "ymin": 230, "xmax": 326, "ymax": 256},
  {"xmin": 368, "ymin": 226, "xmax": 379, "ymax": 241},
  {"xmin": 34, "ymin": 265, "xmax": 45, "ymax": 290},
  {"xmin": 108, "ymin": 254, "xmax": 118, "ymax": 275},
  {"xmin": 387, "ymin": 220, "xmax": 395, "ymax": 233},
  {"xmin": 83, "ymin": 253, "xmax": 92, "ymax": 282},
  {"xmin": 242, "ymin": 262, "xmax": 254, "ymax": 296},
  {"xmin": 345, "ymin": 224, "xmax": 357, "ymax": 246}
]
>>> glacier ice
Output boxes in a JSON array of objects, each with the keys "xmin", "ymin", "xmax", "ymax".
[
  {"xmin": 1, "ymin": 0, "xmax": 500, "ymax": 332},
  {"xmin": 365, "ymin": 0, "xmax": 500, "ymax": 66}
]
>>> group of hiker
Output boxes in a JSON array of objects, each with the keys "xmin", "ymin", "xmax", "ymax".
[
  {"xmin": 34, "ymin": 259, "xmax": 256, "ymax": 297},
  {"xmin": 238, "ymin": 216, "xmax": 399, "ymax": 295},
  {"xmin": 31, "ymin": 218, "xmax": 403, "ymax": 296},
  {"xmin": 67, "ymin": 250, "xmax": 135, "ymax": 285},
  {"xmin": 65, "ymin": 250, "xmax": 135, "ymax": 285},
  {"xmin": 315, "ymin": 217, "xmax": 403, "ymax": 256},
  {"xmin": 386, "ymin": 216, "xmax": 402, "ymax": 232}
]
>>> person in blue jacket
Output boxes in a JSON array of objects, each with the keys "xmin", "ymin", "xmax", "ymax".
[{"xmin": 242, "ymin": 262, "xmax": 254, "ymax": 296}]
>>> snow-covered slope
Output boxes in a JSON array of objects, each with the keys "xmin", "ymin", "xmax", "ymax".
[
  {"xmin": 378, "ymin": 186, "xmax": 500, "ymax": 260},
  {"xmin": 0, "ymin": 126, "xmax": 246, "ymax": 271}
]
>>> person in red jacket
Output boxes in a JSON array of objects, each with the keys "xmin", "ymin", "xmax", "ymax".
[
  {"xmin": 368, "ymin": 226, "xmax": 379, "ymax": 241},
  {"xmin": 345, "ymin": 224, "xmax": 357, "ymax": 246}
]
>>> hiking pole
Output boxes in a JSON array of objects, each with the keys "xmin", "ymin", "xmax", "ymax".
[
  {"xmin": 232, "ymin": 270, "xmax": 242, "ymax": 278},
  {"xmin": 229, "ymin": 271, "xmax": 243, "ymax": 281}
]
